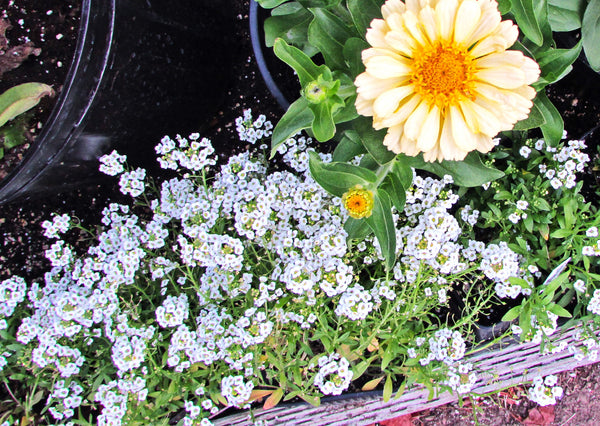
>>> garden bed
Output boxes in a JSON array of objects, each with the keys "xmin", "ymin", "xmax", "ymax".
[
  {"xmin": 213, "ymin": 322, "xmax": 600, "ymax": 425},
  {"xmin": 2, "ymin": 1, "xmax": 600, "ymax": 425}
]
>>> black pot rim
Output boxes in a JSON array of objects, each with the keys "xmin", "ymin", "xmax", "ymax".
[{"xmin": 249, "ymin": 0, "xmax": 290, "ymax": 111}]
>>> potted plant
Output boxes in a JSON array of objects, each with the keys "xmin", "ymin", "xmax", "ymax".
[{"xmin": 0, "ymin": 0, "xmax": 235, "ymax": 205}]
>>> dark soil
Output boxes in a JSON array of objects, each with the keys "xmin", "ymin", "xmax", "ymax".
[
  {"xmin": 1, "ymin": 0, "xmax": 600, "ymax": 424},
  {"xmin": 0, "ymin": 0, "xmax": 80, "ymax": 180}
]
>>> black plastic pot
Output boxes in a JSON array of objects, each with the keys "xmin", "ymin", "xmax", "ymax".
[
  {"xmin": 0, "ymin": 0, "xmax": 234, "ymax": 205},
  {"xmin": 249, "ymin": 0, "xmax": 294, "ymax": 110}
]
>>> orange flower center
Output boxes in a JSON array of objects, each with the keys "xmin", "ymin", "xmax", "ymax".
[
  {"xmin": 342, "ymin": 186, "xmax": 374, "ymax": 219},
  {"xmin": 411, "ymin": 43, "xmax": 475, "ymax": 107}
]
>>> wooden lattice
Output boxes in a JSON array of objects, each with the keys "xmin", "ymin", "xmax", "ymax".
[{"xmin": 213, "ymin": 323, "xmax": 599, "ymax": 425}]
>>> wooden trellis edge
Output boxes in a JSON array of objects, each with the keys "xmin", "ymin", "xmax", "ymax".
[{"xmin": 213, "ymin": 322, "xmax": 599, "ymax": 426}]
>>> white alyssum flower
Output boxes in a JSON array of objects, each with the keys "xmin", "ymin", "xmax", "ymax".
[
  {"xmin": 528, "ymin": 375, "xmax": 563, "ymax": 406},
  {"xmin": 313, "ymin": 353, "xmax": 353, "ymax": 396}
]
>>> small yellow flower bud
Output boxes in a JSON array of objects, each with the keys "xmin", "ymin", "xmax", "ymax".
[{"xmin": 342, "ymin": 185, "xmax": 374, "ymax": 219}]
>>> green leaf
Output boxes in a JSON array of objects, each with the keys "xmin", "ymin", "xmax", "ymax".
[
  {"xmin": 383, "ymin": 374, "xmax": 393, "ymax": 402},
  {"xmin": 308, "ymin": 150, "xmax": 377, "ymax": 197},
  {"xmin": 392, "ymin": 155, "xmax": 414, "ymax": 190},
  {"xmin": 298, "ymin": 393, "xmax": 321, "ymax": 406},
  {"xmin": 0, "ymin": 82, "xmax": 54, "ymax": 128},
  {"xmin": 352, "ymin": 360, "xmax": 370, "ymax": 381},
  {"xmin": 273, "ymin": 38, "xmax": 325, "ymax": 86},
  {"xmin": 582, "ymin": 0, "xmax": 600, "ymax": 71},
  {"xmin": 513, "ymin": 101, "xmax": 545, "ymax": 131},
  {"xmin": 502, "ymin": 305, "xmax": 521, "ymax": 322},
  {"xmin": 343, "ymin": 37, "xmax": 369, "ymax": 78},
  {"xmin": 271, "ymin": 97, "xmax": 314, "ymax": 156},
  {"xmin": 347, "ymin": 0, "xmax": 382, "ymax": 38},
  {"xmin": 535, "ymin": 90, "xmax": 564, "ymax": 146},
  {"xmin": 548, "ymin": 0, "xmax": 585, "ymax": 32},
  {"xmin": 365, "ymin": 188, "xmax": 397, "ymax": 270},
  {"xmin": 333, "ymin": 130, "xmax": 366, "ymax": 162},
  {"xmin": 510, "ymin": 0, "xmax": 545, "ymax": 46},
  {"xmin": 344, "ymin": 216, "xmax": 373, "ymax": 239},
  {"xmin": 257, "ymin": 0, "xmax": 290, "ymax": 8},
  {"xmin": 311, "ymin": 99, "xmax": 338, "ymax": 141},
  {"xmin": 534, "ymin": 41, "xmax": 583, "ymax": 89},
  {"xmin": 308, "ymin": 8, "xmax": 357, "ymax": 71},
  {"xmin": 548, "ymin": 303, "xmax": 572, "ymax": 318},
  {"xmin": 408, "ymin": 152, "xmax": 504, "ymax": 187},
  {"xmin": 264, "ymin": 9, "xmax": 314, "ymax": 54},
  {"xmin": 382, "ymin": 172, "xmax": 407, "ymax": 213},
  {"xmin": 497, "ymin": 0, "xmax": 511, "ymax": 14},
  {"xmin": 353, "ymin": 116, "xmax": 395, "ymax": 165}
]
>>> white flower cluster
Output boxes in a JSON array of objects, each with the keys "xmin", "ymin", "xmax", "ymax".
[
  {"xmin": 480, "ymin": 242, "xmax": 531, "ymax": 298},
  {"xmin": 41, "ymin": 213, "xmax": 71, "ymax": 239},
  {"xmin": 569, "ymin": 328, "xmax": 599, "ymax": 361},
  {"xmin": 535, "ymin": 138, "xmax": 589, "ymax": 190},
  {"xmin": 99, "ymin": 150, "xmax": 126, "ymax": 176},
  {"xmin": 0, "ymin": 276, "xmax": 27, "ymax": 330},
  {"xmin": 511, "ymin": 312, "xmax": 559, "ymax": 344},
  {"xmin": 313, "ymin": 353, "xmax": 353, "ymax": 396},
  {"xmin": 408, "ymin": 329, "xmax": 476, "ymax": 393},
  {"xmin": 155, "ymin": 133, "xmax": 217, "ymax": 172},
  {"xmin": 156, "ymin": 293, "xmax": 189, "ymax": 328},
  {"xmin": 221, "ymin": 375, "xmax": 254, "ymax": 407},
  {"xmin": 119, "ymin": 167, "xmax": 146, "ymax": 197},
  {"xmin": 235, "ymin": 108, "xmax": 273, "ymax": 145},
  {"xmin": 528, "ymin": 375, "xmax": 563, "ymax": 406},
  {"xmin": 47, "ymin": 380, "xmax": 84, "ymax": 422},
  {"xmin": 587, "ymin": 289, "xmax": 600, "ymax": 315}
]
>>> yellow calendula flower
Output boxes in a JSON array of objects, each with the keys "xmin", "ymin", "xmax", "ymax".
[
  {"xmin": 355, "ymin": 0, "xmax": 540, "ymax": 162},
  {"xmin": 342, "ymin": 185, "xmax": 374, "ymax": 219}
]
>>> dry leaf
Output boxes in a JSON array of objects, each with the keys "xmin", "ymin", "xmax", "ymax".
[{"xmin": 522, "ymin": 405, "xmax": 555, "ymax": 425}]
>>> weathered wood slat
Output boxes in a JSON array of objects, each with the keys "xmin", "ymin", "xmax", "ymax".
[{"xmin": 213, "ymin": 323, "xmax": 599, "ymax": 426}]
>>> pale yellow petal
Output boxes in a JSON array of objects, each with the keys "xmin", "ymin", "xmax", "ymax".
[
  {"xmin": 355, "ymin": 72, "xmax": 400, "ymax": 100},
  {"xmin": 355, "ymin": 96, "xmax": 374, "ymax": 117},
  {"xmin": 453, "ymin": 0, "xmax": 481, "ymax": 45},
  {"xmin": 459, "ymin": 99, "xmax": 502, "ymax": 136},
  {"xmin": 423, "ymin": 143, "xmax": 443, "ymax": 162},
  {"xmin": 476, "ymin": 66, "xmax": 526, "ymax": 89},
  {"xmin": 383, "ymin": 125, "xmax": 404, "ymax": 154},
  {"xmin": 475, "ymin": 133, "xmax": 496, "ymax": 153},
  {"xmin": 418, "ymin": 6, "xmax": 437, "ymax": 45},
  {"xmin": 435, "ymin": 0, "xmax": 459, "ymax": 41},
  {"xmin": 373, "ymin": 85, "xmax": 414, "ymax": 117},
  {"xmin": 449, "ymin": 105, "xmax": 478, "ymax": 151},
  {"xmin": 463, "ymin": 0, "xmax": 501, "ymax": 46},
  {"xmin": 365, "ymin": 55, "xmax": 412, "ymax": 79},
  {"xmin": 402, "ymin": 10, "xmax": 429, "ymax": 47},
  {"xmin": 439, "ymin": 116, "xmax": 469, "ymax": 161},
  {"xmin": 404, "ymin": 100, "xmax": 430, "ymax": 140},
  {"xmin": 366, "ymin": 20, "xmax": 391, "ymax": 49},
  {"xmin": 382, "ymin": 0, "xmax": 406, "ymax": 19},
  {"xmin": 398, "ymin": 133, "xmax": 421, "ymax": 156},
  {"xmin": 377, "ymin": 93, "xmax": 422, "ymax": 128},
  {"xmin": 385, "ymin": 30, "xmax": 419, "ymax": 57},
  {"xmin": 416, "ymin": 104, "xmax": 441, "ymax": 151}
]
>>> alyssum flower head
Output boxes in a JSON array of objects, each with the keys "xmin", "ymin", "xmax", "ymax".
[{"xmin": 355, "ymin": 0, "xmax": 540, "ymax": 162}]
